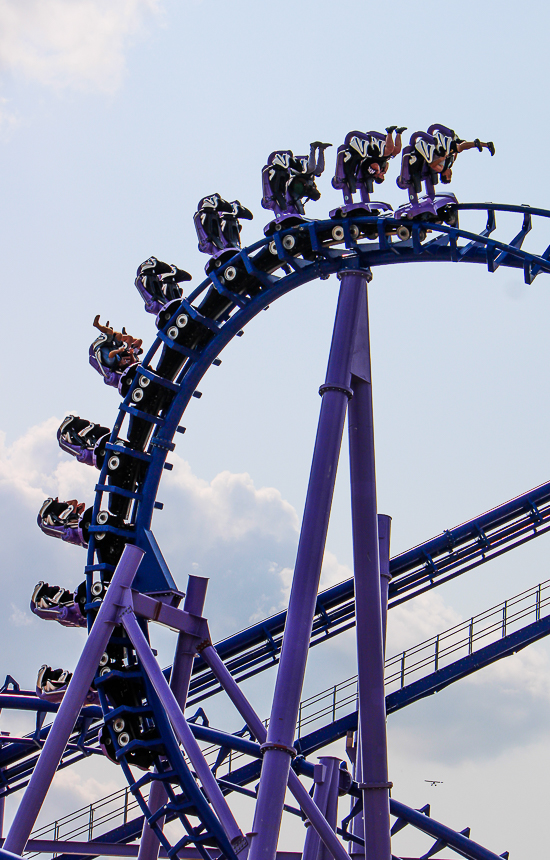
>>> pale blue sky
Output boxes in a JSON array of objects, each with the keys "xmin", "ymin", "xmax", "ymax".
[{"xmin": 1, "ymin": 1, "xmax": 550, "ymax": 855}]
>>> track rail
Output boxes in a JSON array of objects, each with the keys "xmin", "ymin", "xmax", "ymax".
[
  {"xmin": 5, "ymin": 200, "xmax": 547, "ymax": 859},
  {"xmin": 87, "ymin": 202, "xmax": 550, "ymax": 605}
]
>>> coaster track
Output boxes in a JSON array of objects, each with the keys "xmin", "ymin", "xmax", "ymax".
[{"xmin": 4, "ymin": 200, "xmax": 548, "ymax": 860}]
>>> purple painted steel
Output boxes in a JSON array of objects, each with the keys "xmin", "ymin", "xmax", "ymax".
[
  {"xmin": 0, "ymin": 848, "xmax": 24, "ymax": 860},
  {"xmin": 350, "ymin": 515, "xmax": 391, "ymax": 858},
  {"xmin": 348, "ymin": 284, "xmax": 391, "ymax": 860},
  {"xmin": 0, "ymin": 842, "xmax": 303, "ymax": 860},
  {"xmin": 3, "ymin": 544, "xmax": 145, "ymax": 856},
  {"xmin": 119, "ymin": 608, "xmax": 247, "ymax": 853},
  {"xmin": 248, "ymin": 270, "xmax": 368, "ymax": 860},
  {"xmin": 137, "ymin": 576, "xmax": 209, "ymax": 860},
  {"xmin": 302, "ymin": 757, "xmax": 341, "ymax": 860},
  {"xmin": 378, "ymin": 515, "xmax": 392, "ymax": 652},
  {"xmin": 201, "ymin": 643, "xmax": 350, "ymax": 860}
]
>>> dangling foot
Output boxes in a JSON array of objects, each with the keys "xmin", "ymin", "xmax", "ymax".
[
  {"xmin": 395, "ymin": 126, "xmax": 407, "ymax": 134},
  {"xmin": 474, "ymin": 138, "xmax": 483, "ymax": 152},
  {"xmin": 310, "ymin": 141, "xmax": 332, "ymax": 149},
  {"xmin": 385, "ymin": 126, "xmax": 397, "ymax": 134},
  {"xmin": 487, "ymin": 141, "xmax": 495, "ymax": 156}
]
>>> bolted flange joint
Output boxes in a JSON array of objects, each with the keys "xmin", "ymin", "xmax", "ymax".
[
  {"xmin": 260, "ymin": 742, "xmax": 297, "ymax": 758},
  {"xmin": 337, "ymin": 267, "xmax": 373, "ymax": 283},
  {"xmin": 319, "ymin": 383, "xmax": 353, "ymax": 400}
]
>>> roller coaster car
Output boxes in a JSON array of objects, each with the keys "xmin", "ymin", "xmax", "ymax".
[
  {"xmin": 57, "ymin": 415, "xmax": 110, "ymax": 469},
  {"xmin": 105, "ymin": 449, "xmax": 147, "ymax": 500},
  {"xmin": 194, "ymin": 195, "xmax": 253, "ymax": 256},
  {"xmin": 263, "ymin": 214, "xmax": 314, "ymax": 259},
  {"xmin": 135, "ymin": 257, "xmax": 192, "ymax": 317},
  {"xmin": 156, "ymin": 299, "xmax": 214, "ymax": 353},
  {"xmin": 31, "ymin": 581, "xmax": 86, "ymax": 627},
  {"xmin": 394, "ymin": 142, "xmax": 459, "ymax": 236},
  {"xmin": 326, "ymin": 207, "xmax": 395, "ymax": 244},
  {"xmin": 36, "ymin": 664, "xmax": 99, "ymax": 705},
  {"xmin": 89, "ymin": 509, "xmax": 130, "ymax": 568},
  {"xmin": 127, "ymin": 371, "xmax": 174, "ymax": 419},
  {"xmin": 393, "ymin": 194, "xmax": 458, "ymax": 241},
  {"xmin": 98, "ymin": 666, "xmax": 160, "ymax": 770},
  {"xmin": 89, "ymin": 334, "xmax": 143, "ymax": 391},
  {"xmin": 37, "ymin": 498, "xmax": 87, "ymax": 547}
]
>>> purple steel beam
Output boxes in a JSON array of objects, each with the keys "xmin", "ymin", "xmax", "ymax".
[
  {"xmin": 249, "ymin": 270, "xmax": 368, "ymax": 860},
  {"xmin": 378, "ymin": 515, "xmax": 392, "ymax": 653},
  {"xmin": 390, "ymin": 799, "xmax": 505, "ymax": 860},
  {"xmin": 0, "ymin": 843, "xmax": 303, "ymax": 860},
  {"xmin": 200, "ymin": 643, "xmax": 350, "ymax": 860},
  {"xmin": 137, "ymin": 576, "xmax": 209, "ymax": 860},
  {"xmin": 302, "ymin": 757, "xmax": 341, "ymax": 860},
  {"xmin": 119, "ymin": 607, "xmax": 247, "ymax": 854},
  {"xmin": 4, "ymin": 545, "xmax": 145, "ymax": 856},
  {"xmin": 350, "ymin": 514, "xmax": 392, "ymax": 858},
  {"xmin": 348, "ymin": 284, "xmax": 391, "ymax": 860}
]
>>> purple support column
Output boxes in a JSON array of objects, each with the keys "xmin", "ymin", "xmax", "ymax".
[
  {"xmin": 303, "ymin": 757, "xmax": 341, "ymax": 860},
  {"xmin": 137, "ymin": 577, "xmax": 209, "ymax": 860},
  {"xmin": 201, "ymin": 643, "xmax": 350, "ymax": 860},
  {"xmin": 120, "ymin": 609, "xmax": 247, "ymax": 854},
  {"xmin": 249, "ymin": 270, "xmax": 369, "ymax": 860},
  {"xmin": 377, "ymin": 515, "xmax": 392, "ymax": 652},
  {"xmin": 348, "ymin": 284, "xmax": 391, "ymax": 860},
  {"xmin": 350, "ymin": 514, "xmax": 391, "ymax": 858},
  {"xmin": 4, "ymin": 545, "xmax": 145, "ymax": 856}
]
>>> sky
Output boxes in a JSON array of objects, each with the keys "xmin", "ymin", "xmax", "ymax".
[{"xmin": 1, "ymin": 0, "xmax": 550, "ymax": 856}]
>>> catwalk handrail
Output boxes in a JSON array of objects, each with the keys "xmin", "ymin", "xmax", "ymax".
[
  {"xmin": 2, "ymin": 479, "xmax": 550, "ymax": 786},
  {"xmin": 26, "ymin": 575, "xmax": 550, "ymax": 849}
]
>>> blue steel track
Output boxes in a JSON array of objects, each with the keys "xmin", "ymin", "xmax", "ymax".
[{"xmin": 4, "ymin": 201, "xmax": 550, "ymax": 860}]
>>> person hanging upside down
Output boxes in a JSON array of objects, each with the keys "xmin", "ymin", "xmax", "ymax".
[
  {"xmin": 31, "ymin": 580, "xmax": 86, "ymax": 627},
  {"xmin": 37, "ymin": 497, "xmax": 87, "ymax": 546},
  {"xmin": 92, "ymin": 316, "xmax": 142, "ymax": 371},
  {"xmin": 194, "ymin": 194, "xmax": 253, "ymax": 254},
  {"xmin": 362, "ymin": 126, "xmax": 407, "ymax": 184},
  {"xmin": 333, "ymin": 127, "xmax": 406, "ymax": 200},
  {"xmin": 286, "ymin": 141, "xmax": 332, "ymax": 209},
  {"xmin": 411, "ymin": 124, "xmax": 495, "ymax": 184}
]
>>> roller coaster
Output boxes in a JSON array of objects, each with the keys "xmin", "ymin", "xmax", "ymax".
[{"xmin": 1, "ymin": 126, "xmax": 549, "ymax": 860}]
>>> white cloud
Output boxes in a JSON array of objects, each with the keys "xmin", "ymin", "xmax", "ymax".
[
  {"xmin": 9, "ymin": 602, "xmax": 33, "ymax": 627},
  {"xmin": 0, "ymin": 416, "xmax": 98, "ymax": 506},
  {"xmin": 0, "ymin": 0, "xmax": 161, "ymax": 94},
  {"xmin": 387, "ymin": 591, "xmax": 463, "ymax": 657}
]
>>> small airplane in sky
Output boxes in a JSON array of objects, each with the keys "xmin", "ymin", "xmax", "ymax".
[{"xmin": 424, "ymin": 779, "xmax": 444, "ymax": 786}]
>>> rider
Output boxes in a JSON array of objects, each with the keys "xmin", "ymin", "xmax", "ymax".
[
  {"xmin": 195, "ymin": 194, "xmax": 253, "ymax": 251},
  {"xmin": 286, "ymin": 141, "xmax": 332, "ymax": 210},
  {"xmin": 37, "ymin": 497, "xmax": 87, "ymax": 546},
  {"xmin": 220, "ymin": 200, "xmax": 253, "ymax": 248},
  {"xmin": 410, "ymin": 124, "xmax": 495, "ymax": 185},
  {"xmin": 136, "ymin": 257, "xmax": 191, "ymax": 310},
  {"xmin": 339, "ymin": 127, "xmax": 406, "ymax": 192},
  {"xmin": 263, "ymin": 151, "xmax": 305, "ymax": 211},
  {"xmin": 92, "ymin": 316, "xmax": 142, "ymax": 373}
]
